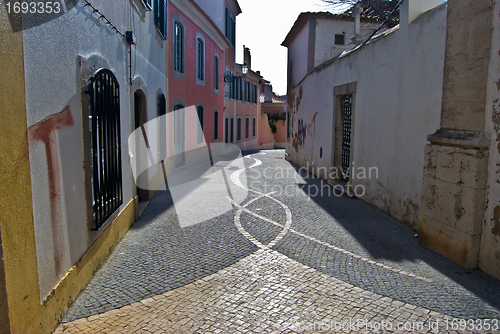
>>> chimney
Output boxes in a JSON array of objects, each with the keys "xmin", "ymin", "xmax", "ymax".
[
  {"xmin": 243, "ymin": 45, "xmax": 251, "ymax": 70},
  {"xmin": 264, "ymin": 84, "xmax": 273, "ymax": 103},
  {"xmin": 351, "ymin": 3, "xmax": 363, "ymax": 44},
  {"xmin": 400, "ymin": 0, "xmax": 442, "ymax": 26}
]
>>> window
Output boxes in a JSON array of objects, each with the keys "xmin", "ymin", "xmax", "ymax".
[
  {"xmin": 230, "ymin": 72, "xmax": 234, "ymax": 99},
  {"xmin": 214, "ymin": 55, "xmax": 219, "ymax": 91},
  {"xmin": 224, "ymin": 67, "xmax": 229, "ymax": 98},
  {"xmin": 237, "ymin": 116, "xmax": 241, "ymax": 141},
  {"xmin": 225, "ymin": 8, "xmax": 235, "ymax": 45},
  {"xmin": 239, "ymin": 77, "xmax": 243, "ymax": 100},
  {"xmin": 225, "ymin": 117, "xmax": 229, "ymax": 143},
  {"xmin": 245, "ymin": 116, "xmax": 249, "ymax": 139},
  {"xmin": 252, "ymin": 116, "xmax": 256, "ymax": 137},
  {"xmin": 248, "ymin": 82, "xmax": 252, "ymax": 102},
  {"xmin": 197, "ymin": 106, "xmax": 204, "ymax": 143},
  {"xmin": 335, "ymin": 34, "xmax": 345, "ymax": 45},
  {"xmin": 87, "ymin": 69, "xmax": 123, "ymax": 230},
  {"xmin": 154, "ymin": 0, "xmax": 167, "ymax": 39},
  {"xmin": 214, "ymin": 110, "xmax": 219, "ymax": 141},
  {"xmin": 230, "ymin": 117, "xmax": 234, "ymax": 143},
  {"xmin": 235, "ymin": 76, "xmax": 239, "ymax": 100},
  {"xmin": 231, "ymin": 17, "xmax": 235, "ymax": 45},
  {"xmin": 196, "ymin": 36, "xmax": 205, "ymax": 83},
  {"xmin": 225, "ymin": 8, "xmax": 231, "ymax": 39},
  {"xmin": 244, "ymin": 80, "xmax": 248, "ymax": 102},
  {"xmin": 173, "ymin": 21, "xmax": 185, "ymax": 74},
  {"xmin": 173, "ymin": 103, "xmax": 186, "ymax": 168}
]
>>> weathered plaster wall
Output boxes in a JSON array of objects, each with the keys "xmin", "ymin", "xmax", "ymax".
[
  {"xmin": 258, "ymin": 114, "xmax": 275, "ymax": 149},
  {"xmin": 286, "ymin": 3, "xmax": 446, "ymax": 229},
  {"xmin": 22, "ymin": 0, "xmax": 166, "ymax": 301},
  {"xmin": 274, "ymin": 120, "xmax": 287, "ymax": 148},
  {"xmin": 480, "ymin": 0, "xmax": 500, "ymax": 280}
]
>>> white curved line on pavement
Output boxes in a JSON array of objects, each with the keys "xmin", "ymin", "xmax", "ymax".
[{"xmin": 229, "ymin": 153, "xmax": 432, "ymax": 283}]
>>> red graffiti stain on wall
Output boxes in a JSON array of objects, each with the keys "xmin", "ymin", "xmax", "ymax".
[
  {"xmin": 28, "ymin": 106, "xmax": 74, "ymax": 277},
  {"xmin": 297, "ymin": 111, "xmax": 319, "ymax": 146}
]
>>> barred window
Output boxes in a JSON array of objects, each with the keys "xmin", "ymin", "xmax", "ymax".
[{"xmin": 87, "ymin": 69, "xmax": 123, "ymax": 230}]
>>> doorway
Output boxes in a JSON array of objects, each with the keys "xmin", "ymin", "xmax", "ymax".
[
  {"xmin": 341, "ymin": 95, "xmax": 352, "ymax": 181},
  {"xmin": 134, "ymin": 90, "xmax": 149, "ymax": 202},
  {"xmin": 173, "ymin": 104, "xmax": 186, "ymax": 168}
]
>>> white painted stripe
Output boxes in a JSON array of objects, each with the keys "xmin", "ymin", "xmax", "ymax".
[{"xmin": 228, "ymin": 154, "xmax": 433, "ymax": 284}]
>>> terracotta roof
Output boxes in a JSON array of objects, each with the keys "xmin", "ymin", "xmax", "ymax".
[
  {"xmin": 260, "ymin": 92, "xmax": 287, "ymax": 104},
  {"xmin": 281, "ymin": 11, "xmax": 381, "ymax": 47}
]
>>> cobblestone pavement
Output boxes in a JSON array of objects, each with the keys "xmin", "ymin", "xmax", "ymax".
[{"xmin": 59, "ymin": 149, "xmax": 500, "ymax": 333}]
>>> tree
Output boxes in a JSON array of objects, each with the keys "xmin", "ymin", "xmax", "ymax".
[{"xmin": 321, "ymin": 0, "xmax": 401, "ymax": 28}]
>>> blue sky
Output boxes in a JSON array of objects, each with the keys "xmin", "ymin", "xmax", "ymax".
[{"xmin": 235, "ymin": 0, "xmax": 330, "ymax": 95}]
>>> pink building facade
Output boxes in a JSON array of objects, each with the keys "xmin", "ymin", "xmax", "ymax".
[{"xmin": 168, "ymin": 0, "xmax": 230, "ymax": 170}]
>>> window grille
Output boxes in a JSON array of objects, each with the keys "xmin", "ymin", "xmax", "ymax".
[{"xmin": 87, "ymin": 69, "xmax": 123, "ymax": 230}]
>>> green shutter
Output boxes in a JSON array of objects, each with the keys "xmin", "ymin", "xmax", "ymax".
[
  {"xmin": 155, "ymin": 0, "xmax": 166, "ymax": 38},
  {"xmin": 231, "ymin": 19, "xmax": 235, "ymax": 45},
  {"xmin": 162, "ymin": 0, "xmax": 167, "ymax": 38},
  {"xmin": 225, "ymin": 8, "xmax": 230, "ymax": 38}
]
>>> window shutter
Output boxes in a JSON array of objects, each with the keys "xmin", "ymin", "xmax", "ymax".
[
  {"xmin": 155, "ymin": 0, "xmax": 166, "ymax": 38},
  {"xmin": 225, "ymin": 8, "xmax": 230, "ymax": 38},
  {"xmin": 231, "ymin": 19, "xmax": 236, "ymax": 45},
  {"xmin": 154, "ymin": 0, "xmax": 160, "ymax": 29},
  {"xmin": 162, "ymin": 0, "xmax": 167, "ymax": 38}
]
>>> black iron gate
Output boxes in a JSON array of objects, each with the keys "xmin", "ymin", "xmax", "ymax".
[
  {"xmin": 341, "ymin": 95, "xmax": 352, "ymax": 181},
  {"xmin": 88, "ymin": 69, "xmax": 123, "ymax": 230}
]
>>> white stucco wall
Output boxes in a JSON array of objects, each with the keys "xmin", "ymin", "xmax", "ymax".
[
  {"xmin": 313, "ymin": 19, "xmax": 380, "ymax": 67},
  {"xmin": 480, "ymin": 0, "xmax": 500, "ymax": 280},
  {"xmin": 286, "ymin": 3, "xmax": 447, "ymax": 229},
  {"xmin": 23, "ymin": 0, "xmax": 166, "ymax": 300},
  {"xmin": 287, "ymin": 22, "xmax": 309, "ymax": 87}
]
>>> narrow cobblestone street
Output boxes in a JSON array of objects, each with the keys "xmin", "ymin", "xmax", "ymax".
[{"xmin": 56, "ymin": 150, "xmax": 500, "ymax": 333}]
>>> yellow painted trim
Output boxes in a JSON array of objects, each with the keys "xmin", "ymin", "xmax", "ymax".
[
  {"xmin": 40, "ymin": 199, "xmax": 136, "ymax": 333},
  {"xmin": 0, "ymin": 6, "xmax": 42, "ymax": 334}
]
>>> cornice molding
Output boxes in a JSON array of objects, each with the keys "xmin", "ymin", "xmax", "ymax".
[{"xmin": 171, "ymin": 0, "xmax": 230, "ymax": 50}]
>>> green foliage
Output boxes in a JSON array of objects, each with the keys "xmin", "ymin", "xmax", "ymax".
[
  {"xmin": 268, "ymin": 119, "xmax": 277, "ymax": 133},
  {"xmin": 266, "ymin": 112, "xmax": 287, "ymax": 122}
]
